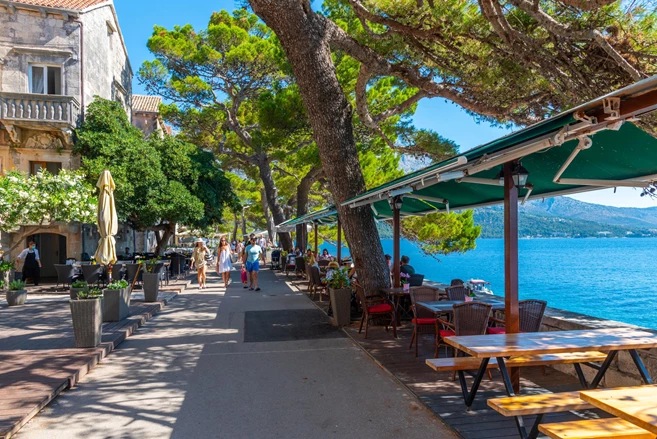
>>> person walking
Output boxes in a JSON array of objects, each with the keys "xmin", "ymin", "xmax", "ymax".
[
  {"xmin": 243, "ymin": 236, "xmax": 264, "ymax": 291},
  {"xmin": 258, "ymin": 235, "xmax": 267, "ymax": 264},
  {"xmin": 190, "ymin": 238, "xmax": 210, "ymax": 289},
  {"xmin": 216, "ymin": 236, "xmax": 233, "ymax": 287},
  {"xmin": 17, "ymin": 240, "xmax": 41, "ymax": 286}
]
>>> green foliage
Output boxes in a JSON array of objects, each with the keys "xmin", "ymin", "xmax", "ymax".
[
  {"xmin": 75, "ymin": 98, "xmax": 235, "ymax": 232},
  {"xmin": 8, "ymin": 280, "xmax": 25, "ymax": 291},
  {"xmin": 0, "ymin": 170, "xmax": 96, "ymax": 232},
  {"xmin": 326, "ymin": 267, "xmax": 351, "ymax": 290},
  {"xmin": 71, "ymin": 280, "xmax": 88, "ymax": 289},
  {"xmin": 142, "ymin": 259, "xmax": 158, "ymax": 273},
  {"xmin": 117, "ymin": 280, "xmax": 129, "ymax": 289},
  {"xmin": 0, "ymin": 260, "xmax": 15, "ymax": 272},
  {"xmin": 402, "ymin": 210, "xmax": 481, "ymax": 257},
  {"xmin": 77, "ymin": 288, "xmax": 103, "ymax": 299},
  {"xmin": 106, "ymin": 281, "xmax": 124, "ymax": 290}
]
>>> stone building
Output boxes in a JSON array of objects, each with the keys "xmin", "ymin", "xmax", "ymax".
[
  {"xmin": 132, "ymin": 94, "xmax": 165, "ymax": 138},
  {"xmin": 0, "ymin": 0, "xmax": 135, "ymax": 277}
]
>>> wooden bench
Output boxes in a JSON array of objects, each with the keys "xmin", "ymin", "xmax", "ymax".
[
  {"xmin": 538, "ymin": 418, "xmax": 655, "ymax": 439},
  {"xmin": 426, "ymin": 351, "xmax": 608, "ymax": 372},
  {"xmin": 487, "ymin": 390, "xmax": 591, "ymax": 417}
]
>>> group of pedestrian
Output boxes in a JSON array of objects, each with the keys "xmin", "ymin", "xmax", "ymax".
[{"xmin": 189, "ymin": 233, "xmax": 267, "ymax": 292}]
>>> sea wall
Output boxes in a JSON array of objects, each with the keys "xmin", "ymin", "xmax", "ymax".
[{"xmin": 540, "ymin": 306, "xmax": 657, "ymax": 386}]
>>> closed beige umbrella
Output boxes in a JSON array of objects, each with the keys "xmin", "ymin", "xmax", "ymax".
[{"xmin": 93, "ymin": 170, "xmax": 118, "ymax": 266}]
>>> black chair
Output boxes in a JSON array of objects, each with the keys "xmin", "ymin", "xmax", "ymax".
[
  {"xmin": 409, "ymin": 274, "xmax": 425, "ymax": 287},
  {"xmin": 111, "ymin": 264, "xmax": 126, "ymax": 281},
  {"xmin": 80, "ymin": 264, "xmax": 103, "ymax": 288},
  {"xmin": 124, "ymin": 263, "xmax": 142, "ymax": 287},
  {"xmin": 295, "ymin": 257, "xmax": 306, "ymax": 278},
  {"xmin": 54, "ymin": 264, "xmax": 75, "ymax": 289},
  {"xmin": 169, "ymin": 254, "xmax": 187, "ymax": 279}
]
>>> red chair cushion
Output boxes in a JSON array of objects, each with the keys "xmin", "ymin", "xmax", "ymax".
[
  {"xmin": 367, "ymin": 303, "xmax": 393, "ymax": 314},
  {"xmin": 487, "ymin": 327, "xmax": 506, "ymax": 335},
  {"xmin": 439, "ymin": 329, "xmax": 455, "ymax": 338},
  {"xmin": 412, "ymin": 318, "xmax": 436, "ymax": 325}
]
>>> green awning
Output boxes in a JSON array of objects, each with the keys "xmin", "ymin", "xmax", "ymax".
[
  {"xmin": 276, "ymin": 206, "xmax": 338, "ymax": 232},
  {"xmin": 343, "ymin": 75, "xmax": 657, "ymax": 217}
]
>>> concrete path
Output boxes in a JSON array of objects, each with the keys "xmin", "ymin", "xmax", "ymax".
[{"xmin": 17, "ymin": 269, "xmax": 458, "ymax": 439}]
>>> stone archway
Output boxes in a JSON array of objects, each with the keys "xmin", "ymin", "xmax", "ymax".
[
  {"xmin": 9, "ymin": 224, "xmax": 82, "ymax": 268},
  {"xmin": 27, "ymin": 233, "xmax": 67, "ymax": 278}
]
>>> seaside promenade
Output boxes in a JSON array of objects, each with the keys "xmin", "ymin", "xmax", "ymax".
[{"xmin": 13, "ymin": 269, "xmax": 456, "ymax": 439}]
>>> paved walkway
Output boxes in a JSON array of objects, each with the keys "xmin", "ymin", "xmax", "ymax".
[
  {"xmin": 0, "ymin": 279, "xmax": 189, "ymax": 439},
  {"xmin": 16, "ymin": 269, "xmax": 457, "ymax": 439}
]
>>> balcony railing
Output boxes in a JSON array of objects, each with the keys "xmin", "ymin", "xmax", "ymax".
[{"xmin": 0, "ymin": 92, "xmax": 80, "ymax": 128}]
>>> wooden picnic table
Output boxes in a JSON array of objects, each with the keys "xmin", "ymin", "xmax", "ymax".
[
  {"xmin": 580, "ymin": 385, "xmax": 657, "ymax": 435},
  {"xmin": 443, "ymin": 328, "xmax": 657, "ymax": 410}
]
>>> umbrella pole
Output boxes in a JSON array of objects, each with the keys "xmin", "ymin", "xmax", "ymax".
[{"xmin": 504, "ymin": 161, "xmax": 520, "ymax": 393}]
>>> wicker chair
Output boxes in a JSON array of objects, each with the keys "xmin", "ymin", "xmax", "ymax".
[
  {"xmin": 446, "ymin": 285, "xmax": 469, "ymax": 301},
  {"xmin": 435, "ymin": 302, "xmax": 492, "ymax": 358},
  {"xmin": 310, "ymin": 266, "xmax": 327, "ymax": 301},
  {"xmin": 451, "ymin": 278, "xmax": 465, "ymax": 286},
  {"xmin": 317, "ymin": 259, "xmax": 330, "ymax": 268},
  {"xmin": 124, "ymin": 263, "xmax": 142, "ymax": 287},
  {"xmin": 54, "ymin": 264, "xmax": 75, "ymax": 289},
  {"xmin": 305, "ymin": 263, "xmax": 314, "ymax": 292},
  {"xmin": 80, "ymin": 264, "xmax": 104, "ymax": 288},
  {"xmin": 354, "ymin": 282, "xmax": 396, "ymax": 339},
  {"xmin": 409, "ymin": 286, "xmax": 440, "ymax": 357},
  {"xmin": 487, "ymin": 299, "xmax": 547, "ymax": 334},
  {"xmin": 294, "ymin": 257, "xmax": 305, "ymax": 278}
]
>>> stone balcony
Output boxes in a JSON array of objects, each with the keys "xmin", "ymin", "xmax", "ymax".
[{"xmin": 0, "ymin": 92, "xmax": 80, "ymax": 145}]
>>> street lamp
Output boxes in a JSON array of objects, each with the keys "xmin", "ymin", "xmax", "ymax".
[
  {"xmin": 388, "ymin": 195, "xmax": 403, "ymax": 211},
  {"xmin": 496, "ymin": 163, "xmax": 530, "ymax": 188}
]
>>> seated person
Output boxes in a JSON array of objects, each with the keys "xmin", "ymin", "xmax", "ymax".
[
  {"xmin": 318, "ymin": 248, "xmax": 332, "ymax": 261},
  {"xmin": 325, "ymin": 261, "xmax": 340, "ymax": 280},
  {"xmin": 120, "ymin": 247, "xmax": 132, "ymax": 260},
  {"xmin": 399, "ymin": 255, "xmax": 415, "ymax": 275}
]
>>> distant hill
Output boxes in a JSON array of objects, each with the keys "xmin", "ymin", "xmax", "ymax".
[{"xmin": 473, "ymin": 197, "xmax": 657, "ymax": 238}]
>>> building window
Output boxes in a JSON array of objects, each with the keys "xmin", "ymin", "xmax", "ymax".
[
  {"xmin": 30, "ymin": 161, "xmax": 62, "ymax": 175},
  {"xmin": 29, "ymin": 65, "xmax": 62, "ymax": 95}
]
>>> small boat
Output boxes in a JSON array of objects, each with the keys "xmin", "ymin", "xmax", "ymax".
[{"xmin": 465, "ymin": 279, "xmax": 493, "ymax": 295}]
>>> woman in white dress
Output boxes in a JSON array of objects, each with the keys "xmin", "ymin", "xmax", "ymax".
[{"xmin": 216, "ymin": 236, "xmax": 233, "ymax": 287}]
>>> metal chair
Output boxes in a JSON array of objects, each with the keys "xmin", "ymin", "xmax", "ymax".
[
  {"xmin": 294, "ymin": 257, "xmax": 305, "ymax": 278},
  {"xmin": 284, "ymin": 255, "xmax": 296, "ymax": 277},
  {"xmin": 124, "ymin": 263, "xmax": 142, "ymax": 287},
  {"xmin": 446, "ymin": 285, "xmax": 469, "ymax": 301},
  {"xmin": 487, "ymin": 299, "xmax": 547, "ymax": 334},
  {"xmin": 354, "ymin": 282, "xmax": 396, "ymax": 339},
  {"xmin": 80, "ymin": 264, "xmax": 103, "ymax": 288},
  {"xmin": 409, "ymin": 286, "xmax": 440, "ymax": 357},
  {"xmin": 54, "ymin": 264, "xmax": 75, "ymax": 290},
  {"xmin": 409, "ymin": 274, "xmax": 425, "ymax": 287},
  {"xmin": 111, "ymin": 264, "xmax": 125, "ymax": 282}
]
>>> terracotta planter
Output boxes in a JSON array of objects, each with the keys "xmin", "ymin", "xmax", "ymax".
[
  {"xmin": 70, "ymin": 286, "xmax": 89, "ymax": 300},
  {"xmin": 70, "ymin": 298, "xmax": 103, "ymax": 348},
  {"xmin": 329, "ymin": 288, "xmax": 352, "ymax": 326},
  {"xmin": 6, "ymin": 290, "xmax": 27, "ymax": 306},
  {"xmin": 142, "ymin": 272, "xmax": 159, "ymax": 302},
  {"xmin": 102, "ymin": 288, "xmax": 131, "ymax": 322}
]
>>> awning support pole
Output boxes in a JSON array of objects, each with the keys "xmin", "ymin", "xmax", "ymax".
[
  {"xmin": 393, "ymin": 202, "xmax": 401, "ymax": 288},
  {"xmin": 314, "ymin": 223, "xmax": 318, "ymax": 255},
  {"xmin": 337, "ymin": 218, "xmax": 342, "ymax": 263},
  {"xmin": 504, "ymin": 161, "xmax": 520, "ymax": 393}
]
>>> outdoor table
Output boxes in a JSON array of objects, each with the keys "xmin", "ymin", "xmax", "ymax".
[
  {"xmin": 417, "ymin": 298, "xmax": 505, "ymax": 315},
  {"xmin": 443, "ymin": 328, "xmax": 657, "ymax": 410},
  {"xmin": 381, "ymin": 283, "xmax": 451, "ymax": 325},
  {"xmin": 580, "ymin": 385, "xmax": 657, "ymax": 435}
]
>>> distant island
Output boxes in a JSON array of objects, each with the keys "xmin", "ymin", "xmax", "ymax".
[{"xmin": 473, "ymin": 197, "xmax": 657, "ymax": 239}]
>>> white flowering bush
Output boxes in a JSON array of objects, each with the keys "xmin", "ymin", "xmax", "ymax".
[{"xmin": 0, "ymin": 170, "xmax": 97, "ymax": 231}]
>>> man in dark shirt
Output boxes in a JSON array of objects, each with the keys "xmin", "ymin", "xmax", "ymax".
[{"xmin": 399, "ymin": 255, "xmax": 415, "ymax": 275}]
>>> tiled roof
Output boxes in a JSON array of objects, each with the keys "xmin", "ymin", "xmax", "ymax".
[
  {"xmin": 7, "ymin": 0, "xmax": 109, "ymax": 10},
  {"xmin": 132, "ymin": 95, "xmax": 161, "ymax": 113}
]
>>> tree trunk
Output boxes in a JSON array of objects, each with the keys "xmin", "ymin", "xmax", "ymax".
[
  {"xmin": 256, "ymin": 155, "xmax": 293, "ymax": 250},
  {"xmin": 249, "ymin": 0, "xmax": 390, "ymax": 292},
  {"xmin": 260, "ymin": 187, "xmax": 277, "ymax": 246},
  {"xmin": 232, "ymin": 211, "xmax": 238, "ymax": 243},
  {"xmin": 295, "ymin": 165, "xmax": 323, "ymax": 252},
  {"xmin": 241, "ymin": 209, "xmax": 247, "ymax": 237},
  {"xmin": 154, "ymin": 223, "xmax": 175, "ymax": 256}
]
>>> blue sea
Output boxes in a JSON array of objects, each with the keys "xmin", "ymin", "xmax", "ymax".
[{"xmin": 321, "ymin": 238, "xmax": 657, "ymax": 330}]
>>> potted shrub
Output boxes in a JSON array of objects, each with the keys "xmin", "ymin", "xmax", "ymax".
[
  {"xmin": 142, "ymin": 259, "xmax": 160, "ymax": 302},
  {"xmin": 70, "ymin": 288, "xmax": 103, "ymax": 348},
  {"xmin": 102, "ymin": 281, "xmax": 131, "ymax": 322},
  {"xmin": 6, "ymin": 280, "xmax": 27, "ymax": 306},
  {"xmin": 327, "ymin": 268, "xmax": 352, "ymax": 326},
  {"xmin": 70, "ymin": 280, "xmax": 89, "ymax": 300}
]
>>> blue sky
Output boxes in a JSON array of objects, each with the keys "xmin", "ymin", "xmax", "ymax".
[{"xmin": 114, "ymin": 0, "xmax": 655, "ymax": 209}]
